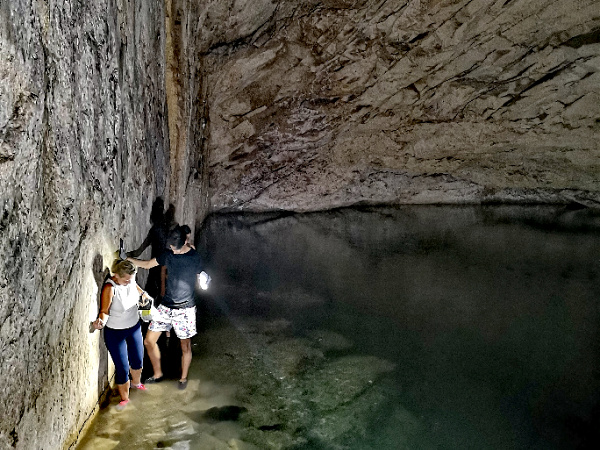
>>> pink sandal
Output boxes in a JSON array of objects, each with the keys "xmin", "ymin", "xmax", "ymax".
[
  {"xmin": 132, "ymin": 383, "xmax": 147, "ymax": 391},
  {"xmin": 115, "ymin": 399, "xmax": 130, "ymax": 411}
]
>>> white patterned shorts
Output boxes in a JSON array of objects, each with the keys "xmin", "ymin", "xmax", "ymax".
[{"xmin": 149, "ymin": 304, "xmax": 197, "ymax": 339}]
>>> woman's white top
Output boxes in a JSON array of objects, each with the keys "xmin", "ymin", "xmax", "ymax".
[{"xmin": 105, "ymin": 278, "xmax": 139, "ymax": 329}]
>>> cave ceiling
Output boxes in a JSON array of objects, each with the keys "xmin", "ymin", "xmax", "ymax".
[{"xmin": 184, "ymin": 0, "xmax": 600, "ymax": 212}]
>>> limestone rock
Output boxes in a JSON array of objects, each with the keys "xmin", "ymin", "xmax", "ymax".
[
  {"xmin": 0, "ymin": 1, "xmax": 169, "ymax": 448},
  {"xmin": 79, "ymin": 436, "xmax": 121, "ymax": 450},
  {"xmin": 300, "ymin": 355, "xmax": 396, "ymax": 413},
  {"xmin": 194, "ymin": 315, "xmax": 401, "ymax": 449},
  {"xmin": 199, "ymin": 0, "xmax": 600, "ymax": 211},
  {"xmin": 306, "ymin": 329, "xmax": 353, "ymax": 352}
]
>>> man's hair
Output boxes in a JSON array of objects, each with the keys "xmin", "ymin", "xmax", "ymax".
[
  {"xmin": 111, "ymin": 259, "xmax": 137, "ymax": 277},
  {"xmin": 167, "ymin": 226, "xmax": 187, "ymax": 250}
]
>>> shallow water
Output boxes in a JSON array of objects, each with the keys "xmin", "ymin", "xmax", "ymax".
[{"xmin": 78, "ymin": 205, "xmax": 600, "ymax": 449}]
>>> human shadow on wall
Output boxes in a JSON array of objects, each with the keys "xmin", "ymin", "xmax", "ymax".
[
  {"xmin": 91, "ymin": 253, "xmax": 111, "ymax": 404},
  {"xmin": 128, "ymin": 197, "xmax": 169, "ymax": 300}
]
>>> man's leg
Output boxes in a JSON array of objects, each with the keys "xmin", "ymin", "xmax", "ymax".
[
  {"xmin": 144, "ymin": 330, "xmax": 163, "ymax": 379},
  {"xmin": 180, "ymin": 338, "xmax": 192, "ymax": 381},
  {"xmin": 172, "ymin": 306, "xmax": 196, "ymax": 389}
]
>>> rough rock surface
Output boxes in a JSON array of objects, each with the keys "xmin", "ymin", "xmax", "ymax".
[
  {"xmin": 163, "ymin": 0, "xmax": 211, "ymax": 229},
  {"xmin": 195, "ymin": 318, "xmax": 407, "ymax": 450},
  {"xmin": 2, "ymin": 0, "xmax": 600, "ymax": 448},
  {"xmin": 0, "ymin": 1, "xmax": 170, "ymax": 448},
  {"xmin": 199, "ymin": 0, "xmax": 600, "ymax": 211}
]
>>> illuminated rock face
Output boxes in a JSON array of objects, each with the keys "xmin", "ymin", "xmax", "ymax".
[
  {"xmin": 200, "ymin": 0, "xmax": 600, "ymax": 211},
  {"xmin": 1, "ymin": 0, "xmax": 599, "ymax": 448},
  {"xmin": 0, "ymin": 1, "xmax": 168, "ymax": 448}
]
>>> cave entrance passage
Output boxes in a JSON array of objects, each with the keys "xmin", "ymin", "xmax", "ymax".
[{"xmin": 77, "ymin": 205, "xmax": 600, "ymax": 449}]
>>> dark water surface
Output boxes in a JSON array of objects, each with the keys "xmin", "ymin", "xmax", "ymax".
[
  {"xmin": 78, "ymin": 206, "xmax": 600, "ymax": 450},
  {"xmin": 198, "ymin": 205, "xmax": 600, "ymax": 450}
]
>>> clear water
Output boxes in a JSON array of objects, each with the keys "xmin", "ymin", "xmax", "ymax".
[{"xmin": 78, "ymin": 205, "xmax": 600, "ymax": 449}]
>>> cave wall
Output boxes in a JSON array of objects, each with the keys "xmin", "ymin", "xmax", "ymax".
[
  {"xmin": 1, "ymin": 0, "xmax": 599, "ymax": 447},
  {"xmin": 0, "ymin": 0, "xmax": 170, "ymax": 448},
  {"xmin": 163, "ymin": 0, "xmax": 211, "ymax": 233},
  {"xmin": 197, "ymin": 0, "xmax": 600, "ymax": 212}
]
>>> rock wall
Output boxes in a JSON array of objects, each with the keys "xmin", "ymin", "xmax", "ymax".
[
  {"xmin": 0, "ymin": 0, "xmax": 169, "ymax": 448},
  {"xmin": 199, "ymin": 0, "xmax": 600, "ymax": 212},
  {"xmin": 164, "ymin": 0, "xmax": 210, "ymax": 232},
  {"xmin": 1, "ymin": 0, "xmax": 599, "ymax": 447}
]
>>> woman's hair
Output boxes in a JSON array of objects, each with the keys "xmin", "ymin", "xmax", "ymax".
[
  {"xmin": 181, "ymin": 224, "xmax": 191, "ymax": 235},
  {"xmin": 111, "ymin": 259, "xmax": 137, "ymax": 277}
]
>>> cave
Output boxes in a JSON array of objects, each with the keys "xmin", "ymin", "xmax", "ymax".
[{"xmin": 1, "ymin": 0, "xmax": 600, "ymax": 449}]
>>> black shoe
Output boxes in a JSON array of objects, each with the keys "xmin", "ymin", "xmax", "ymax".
[
  {"xmin": 145, "ymin": 375, "xmax": 163, "ymax": 383},
  {"xmin": 178, "ymin": 379, "xmax": 188, "ymax": 390}
]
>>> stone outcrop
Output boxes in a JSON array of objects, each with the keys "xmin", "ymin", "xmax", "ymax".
[
  {"xmin": 198, "ymin": 0, "xmax": 600, "ymax": 211},
  {"xmin": 0, "ymin": 1, "xmax": 171, "ymax": 448},
  {"xmin": 196, "ymin": 318, "xmax": 407, "ymax": 449}
]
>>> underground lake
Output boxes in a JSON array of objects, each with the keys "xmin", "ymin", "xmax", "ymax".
[{"xmin": 76, "ymin": 205, "xmax": 600, "ymax": 450}]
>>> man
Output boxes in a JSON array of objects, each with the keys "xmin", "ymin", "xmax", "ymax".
[{"xmin": 127, "ymin": 226, "xmax": 208, "ymax": 390}]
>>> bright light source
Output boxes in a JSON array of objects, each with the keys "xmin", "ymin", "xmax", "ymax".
[{"xmin": 199, "ymin": 271, "xmax": 211, "ymax": 290}]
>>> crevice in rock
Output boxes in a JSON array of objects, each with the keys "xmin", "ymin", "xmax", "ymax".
[
  {"xmin": 562, "ymin": 27, "xmax": 600, "ymax": 48},
  {"xmin": 498, "ymin": 63, "xmax": 571, "ymax": 109}
]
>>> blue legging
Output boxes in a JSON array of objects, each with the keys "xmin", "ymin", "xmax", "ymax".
[{"xmin": 103, "ymin": 321, "xmax": 143, "ymax": 385}]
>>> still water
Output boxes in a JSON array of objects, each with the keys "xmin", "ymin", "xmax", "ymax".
[{"xmin": 78, "ymin": 206, "xmax": 600, "ymax": 449}]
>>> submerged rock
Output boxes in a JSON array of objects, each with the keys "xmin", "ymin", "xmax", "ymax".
[
  {"xmin": 202, "ymin": 406, "xmax": 248, "ymax": 423},
  {"xmin": 195, "ymin": 317, "xmax": 403, "ymax": 449},
  {"xmin": 304, "ymin": 384, "xmax": 423, "ymax": 450},
  {"xmin": 306, "ymin": 330, "xmax": 353, "ymax": 352},
  {"xmin": 300, "ymin": 355, "xmax": 396, "ymax": 413}
]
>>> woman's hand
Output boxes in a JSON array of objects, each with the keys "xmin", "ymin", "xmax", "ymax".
[{"xmin": 93, "ymin": 318, "xmax": 106, "ymax": 330}]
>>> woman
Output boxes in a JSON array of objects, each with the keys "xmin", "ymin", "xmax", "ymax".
[{"xmin": 93, "ymin": 259, "xmax": 152, "ymax": 410}]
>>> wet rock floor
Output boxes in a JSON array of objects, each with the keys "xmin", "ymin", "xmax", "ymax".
[{"xmin": 76, "ymin": 313, "xmax": 405, "ymax": 450}]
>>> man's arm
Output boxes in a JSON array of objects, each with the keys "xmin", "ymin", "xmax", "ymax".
[{"xmin": 127, "ymin": 256, "xmax": 159, "ymax": 270}]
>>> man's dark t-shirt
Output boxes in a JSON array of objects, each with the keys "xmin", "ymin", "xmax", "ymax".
[{"xmin": 157, "ymin": 248, "xmax": 204, "ymax": 309}]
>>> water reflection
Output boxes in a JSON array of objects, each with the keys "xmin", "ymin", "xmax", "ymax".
[{"xmin": 79, "ymin": 206, "xmax": 600, "ymax": 449}]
